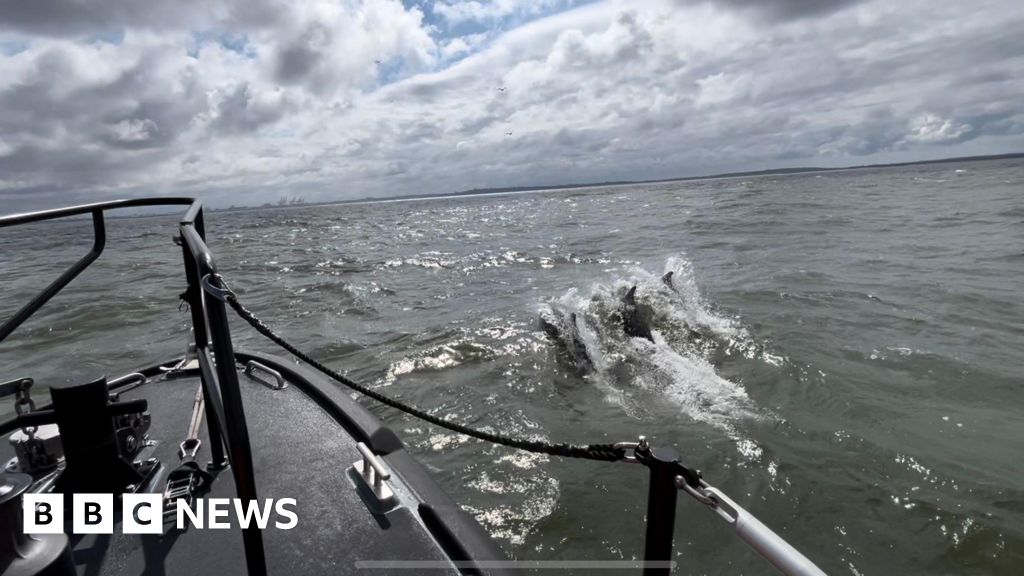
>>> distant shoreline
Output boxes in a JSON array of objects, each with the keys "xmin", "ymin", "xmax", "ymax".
[{"xmin": 214, "ymin": 151, "xmax": 1023, "ymax": 213}]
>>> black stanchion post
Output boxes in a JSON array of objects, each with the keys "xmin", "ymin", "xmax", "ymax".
[
  {"xmin": 642, "ymin": 446, "xmax": 680, "ymax": 576},
  {"xmin": 204, "ymin": 275, "xmax": 267, "ymax": 576},
  {"xmin": 179, "ymin": 214, "xmax": 228, "ymax": 470}
]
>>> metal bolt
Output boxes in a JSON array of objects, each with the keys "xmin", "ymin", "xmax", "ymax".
[{"xmin": 638, "ymin": 435, "xmax": 649, "ymax": 451}]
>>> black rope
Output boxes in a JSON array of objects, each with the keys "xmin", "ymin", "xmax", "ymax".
[{"xmin": 222, "ymin": 286, "xmax": 625, "ymax": 462}]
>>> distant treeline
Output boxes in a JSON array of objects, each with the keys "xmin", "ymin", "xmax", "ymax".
[
  {"xmin": 217, "ymin": 151, "xmax": 1023, "ymax": 212},
  {"xmin": 227, "ymin": 196, "xmax": 306, "ymax": 210}
]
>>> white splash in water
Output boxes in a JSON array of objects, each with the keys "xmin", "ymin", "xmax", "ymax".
[
  {"xmin": 539, "ymin": 256, "xmax": 779, "ymax": 458},
  {"xmin": 379, "ymin": 338, "xmax": 496, "ymax": 386}
]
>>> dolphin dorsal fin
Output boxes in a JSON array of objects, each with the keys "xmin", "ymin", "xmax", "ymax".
[{"xmin": 625, "ymin": 285, "xmax": 637, "ymax": 302}]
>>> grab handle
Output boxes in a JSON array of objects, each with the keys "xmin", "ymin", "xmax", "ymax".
[{"xmin": 244, "ymin": 360, "xmax": 286, "ymax": 390}]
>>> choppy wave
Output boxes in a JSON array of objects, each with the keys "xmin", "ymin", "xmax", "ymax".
[
  {"xmin": 376, "ymin": 248, "xmax": 635, "ymax": 274},
  {"xmin": 377, "ymin": 321, "xmax": 543, "ymax": 388},
  {"xmin": 379, "ymin": 338, "xmax": 497, "ymax": 386},
  {"xmin": 402, "ymin": 411, "xmax": 560, "ymax": 547}
]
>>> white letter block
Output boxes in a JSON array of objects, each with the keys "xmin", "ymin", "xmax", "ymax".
[
  {"xmin": 73, "ymin": 493, "xmax": 114, "ymax": 534},
  {"xmin": 122, "ymin": 493, "xmax": 163, "ymax": 534},
  {"xmin": 23, "ymin": 493, "xmax": 64, "ymax": 534}
]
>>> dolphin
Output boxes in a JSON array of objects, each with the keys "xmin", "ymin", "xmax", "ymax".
[
  {"xmin": 621, "ymin": 286, "xmax": 655, "ymax": 342},
  {"xmin": 661, "ymin": 271, "xmax": 676, "ymax": 291},
  {"xmin": 539, "ymin": 309, "xmax": 593, "ymax": 370}
]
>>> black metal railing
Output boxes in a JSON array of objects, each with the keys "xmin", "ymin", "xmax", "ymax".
[{"xmin": 0, "ymin": 198, "xmax": 267, "ymax": 576}]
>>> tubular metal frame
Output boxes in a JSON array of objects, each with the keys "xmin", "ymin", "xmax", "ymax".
[{"xmin": 0, "ymin": 198, "xmax": 267, "ymax": 576}]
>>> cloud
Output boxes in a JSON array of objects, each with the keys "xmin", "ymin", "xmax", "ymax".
[
  {"xmin": 0, "ymin": 0, "xmax": 439, "ymax": 206},
  {"xmin": 693, "ymin": 0, "xmax": 865, "ymax": 20},
  {"xmin": 265, "ymin": 0, "xmax": 436, "ymax": 93},
  {"xmin": 905, "ymin": 113, "xmax": 971, "ymax": 144},
  {"xmin": 695, "ymin": 72, "xmax": 753, "ymax": 108},
  {"xmin": 440, "ymin": 32, "xmax": 489, "ymax": 60},
  {"xmin": 432, "ymin": 0, "xmax": 580, "ymax": 27},
  {"xmin": 440, "ymin": 36, "xmax": 472, "ymax": 59},
  {"xmin": 1, "ymin": 0, "xmax": 1023, "ymax": 211},
  {"xmin": 0, "ymin": 0, "xmax": 276, "ymax": 37}
]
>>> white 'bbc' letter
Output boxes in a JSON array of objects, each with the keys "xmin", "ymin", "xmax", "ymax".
[
  {"xmin": 73, "ymin": 494, "xmax": 114, "ymax": 534},
  {"xmin": 122, "ymin": 494, "xmax": 163, "ymax": 534},
  {"xmin": 23, "ymin": 493, "xmax": 64, "ymax": 534}
]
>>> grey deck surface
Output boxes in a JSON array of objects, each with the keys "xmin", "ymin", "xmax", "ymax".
[{"xmin": 36, "ymin": 364, "xmax": 462, "ymax": 576}]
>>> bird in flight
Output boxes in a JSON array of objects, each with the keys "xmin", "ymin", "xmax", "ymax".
[
  {"xmin": 497, "ymin": 86, "xmax": 507, "ymax": 92},
  {"xmin": 505, "ymin": 131, "xmax": 513, "ymax": 136}
]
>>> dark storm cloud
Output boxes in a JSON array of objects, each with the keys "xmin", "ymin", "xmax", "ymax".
[
  {"xmin": 275, "ymin": 42, "xmax": 323, "ymax": 85},
  {"xmin": 0, "ymin": 0, "xmax": 280, "ymax": 37},
  {"xmin": 0, "ymin": 1, "xmax": 439, "ymax": 211},
  {"xmin": 209, "ymin": 84, "xmax": 291, "ymax": 134},
  {"xmin": 0, "ymin": 37, "xmax": 209, "ymax": 196},
  {"xmin": 710, "ymin": 0, "xmax": 865, "ymax": 20}
]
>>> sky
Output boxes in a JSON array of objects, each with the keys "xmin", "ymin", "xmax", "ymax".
[{"xmin": 1, "ymin": 0, "xmax": 1022, "ymax": 211}]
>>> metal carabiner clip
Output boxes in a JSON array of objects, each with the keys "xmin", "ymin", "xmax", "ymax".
[
  {"xmin": 178, "ymin": 438, "xmax": 201, "ymax": 460},
  {"xmin": 678, "ymin": 478, "xmax": 718, "ymax": 507},
  {"xmin": 200, "ymin": 273, "xmax": 234, "ymax": 302},
  {"xmin": 613, "ymin": 435, "xmax": 650, "ymax": 463}
]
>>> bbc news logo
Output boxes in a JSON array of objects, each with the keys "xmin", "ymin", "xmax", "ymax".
[{"xmin": 23, "ymin": 494, "xmax": 298, "ymax": 534}]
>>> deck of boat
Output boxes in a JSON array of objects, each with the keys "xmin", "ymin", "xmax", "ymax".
[{"xmin": 3, "ymin": 351, "xmax": 514, "ymax": 576}]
